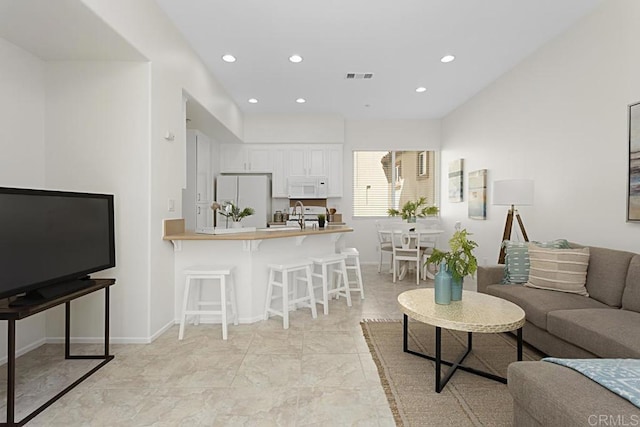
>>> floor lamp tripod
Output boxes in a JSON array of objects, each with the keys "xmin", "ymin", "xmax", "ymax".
[{"xmin": 493, "ymin": 179, "xmax": 534, "ymax": 264}]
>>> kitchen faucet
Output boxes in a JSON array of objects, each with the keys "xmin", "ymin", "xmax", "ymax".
[{"xmin": 293, "ymin": 201, "xmax": 305, "ymax": 229}]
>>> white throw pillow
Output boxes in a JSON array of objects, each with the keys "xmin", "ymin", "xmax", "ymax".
[{"xmin": 524, "ymin": 245, "xmax": 590, "ymax": 296}]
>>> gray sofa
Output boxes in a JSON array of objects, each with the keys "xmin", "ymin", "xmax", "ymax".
[{"xmin": 477, "ymin": 244, "xmax": 640, "ymax": 425}]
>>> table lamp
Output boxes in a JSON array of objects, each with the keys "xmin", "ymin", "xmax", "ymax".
[{"xmin": 493, "ymin": 179, "xmax": 534, "ymax": 264}]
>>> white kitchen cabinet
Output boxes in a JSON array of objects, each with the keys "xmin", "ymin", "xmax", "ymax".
[
  {"xmin": 184, "ymin": 130, "xmax": 213, "ymax": 230},
  {"xmin": 220, "ymin": 144, "xmax": 273, "ymax": 173},
  {"xmin": 271, "ymin": 148, "xmax": 288, "ymax": 198},
  {"xmin": 195, "ymin": 203, "xmax": 213, "ymax": 230},
  {"xmin": 325, "ymin": 145, "xmax": 343, "ymax": 197},
  {"xmin": 286, "ymin": 147, "xmax": 326, "ymax": 177}
]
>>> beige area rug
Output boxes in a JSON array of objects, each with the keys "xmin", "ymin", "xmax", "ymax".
[{"xmin": 361, "ymin": 320, "xmax": 545, "ymax": 427}]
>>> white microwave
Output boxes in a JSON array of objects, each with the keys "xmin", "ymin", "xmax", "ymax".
[{"xmin": 287, "ymin": 176, "xmax": 328, "ymax": 199}]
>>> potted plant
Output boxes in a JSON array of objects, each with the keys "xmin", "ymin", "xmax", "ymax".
[
  {"xmin": 387, "ymin": 196, "xmax": 438, "ymax": 222},
  {"xmin": 217, "ymin": 202, "xmax": 255, "ymax": 227},
  {"xmin": 317, "ymin": 213, "xmax": 326, "ymax": 228},
  {"xmin": 426, "ymin": 229, "xmax": 478, "ymax": 300}
]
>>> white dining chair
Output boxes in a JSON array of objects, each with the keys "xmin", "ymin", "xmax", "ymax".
[
  {"xmin": 375, "ymin": 222, "xmax": 394, "ymax": 273},
  {"xmin": 391, "ymin": 229, "xmax": 423, "ymax": 285}
]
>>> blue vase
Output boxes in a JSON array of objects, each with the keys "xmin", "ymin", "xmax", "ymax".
[
  {"xmin": 451, "ymin": 276, "xmax": 463, "ymax": 301},
  {"xmin": 434, "ymin": 261, "xmax": 452, "ymax": 305}
]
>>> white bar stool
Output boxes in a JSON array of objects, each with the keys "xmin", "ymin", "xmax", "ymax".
[
  {"xmin": 179, "ymin": 265, "xmax": 238, "ymax": 340},
  {"xmin": 264, "ymin": 259, "xmax": 317, "ymax": 329},
  {"xmin": 340, "ymin": 248, "xmax": 365, "ymax": 299},
  {"xmin": 310, "ymin": 253, "xmax": 352, "ymax": 315}
]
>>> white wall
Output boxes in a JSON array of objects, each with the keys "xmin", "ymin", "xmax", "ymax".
[
  {"xmin": 81, "ymin": 0, "xmax": 245, "ymax": 338},
  {"xmin": 44, "ymin": 61, "xmax": 151, "ymax": 341},
  {"xmin": 0, "ymin": 37, "xmax": 47, "ymax": 359},
  {"xmin": 440, "ymin": 0, "xmax": 640, "ymax": 265},
  {"xmin": 343, "ymin": 119, "xmax": 441, "ymax": 264},
  {"xmin": 244, "ymin": 113, "xmax": 345, "ymax": 143}
]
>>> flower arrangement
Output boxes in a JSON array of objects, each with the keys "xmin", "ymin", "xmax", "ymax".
[
  {"xmin": 387, "ymin": 196, "xmax": 439, "ymax": 220},
  {"xmin": 215, "ymin": 202, "xmax": 255, "ymax": 222},
  {"xmin": 426, "ymin": 229, "xmax": 478, "ymax": 281}
]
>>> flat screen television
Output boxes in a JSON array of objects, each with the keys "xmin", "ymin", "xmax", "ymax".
[{"xmin": 0, "ymin": 187, "xmax": 115, "ymax": 304}]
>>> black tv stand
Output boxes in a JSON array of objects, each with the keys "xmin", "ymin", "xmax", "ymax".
[
  {"xmin": 9, "ymin": 278, "xmax": 93, "ymax": 307},
  {"xmin": 0, "ymin": 278, "xmax": 116, "ymax": 426}
]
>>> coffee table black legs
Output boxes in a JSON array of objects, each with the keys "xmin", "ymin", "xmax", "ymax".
[{"xmin": 403, "ymin": 314, "xmax": 523, "ymax": 393}]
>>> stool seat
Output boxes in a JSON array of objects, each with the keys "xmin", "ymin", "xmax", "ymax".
[
  {"xmin": 179, "ymin": 265, "xmax": 237, "ymax": 340},
  {"xmin": 341, "ymin": 248, "xmax": 364, "ymax": 299},
  {"xmin": 264, "ymin": 259, "xmax": 317, "ymax": 329}
]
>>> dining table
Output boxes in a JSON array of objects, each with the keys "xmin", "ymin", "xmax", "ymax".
[{"xmin": 379, "ymin": 226, "xmax": 444, "ymax": 281}]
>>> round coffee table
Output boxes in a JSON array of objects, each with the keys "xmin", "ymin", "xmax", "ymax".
[{"xmin": 398, "ymin": 288, "xmax": 526, "ymax": 393}]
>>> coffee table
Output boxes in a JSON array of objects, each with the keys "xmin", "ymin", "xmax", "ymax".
[{"xmin": 398, "ymin": 288, "xmax": 525, "ymax": 393}]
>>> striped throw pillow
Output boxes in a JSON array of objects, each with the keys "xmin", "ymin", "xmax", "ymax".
[{"xmin": 524, "ymin": 245, "xmax": 590, "ymax": 296}]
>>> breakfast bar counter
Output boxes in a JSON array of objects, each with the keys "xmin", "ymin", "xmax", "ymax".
[{"xmin": 163, "ymin": 219, "xmax": 353, "ymax": 324}]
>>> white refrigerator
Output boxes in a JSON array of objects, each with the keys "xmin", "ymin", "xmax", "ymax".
[{"xmin": 215, "ymin": 175, "xmax": 271, "ymax": 229}]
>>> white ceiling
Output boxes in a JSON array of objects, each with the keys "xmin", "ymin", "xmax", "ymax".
[{"xmin": 156, "ymin": 0, "xmax": 602, "ymax": 120}]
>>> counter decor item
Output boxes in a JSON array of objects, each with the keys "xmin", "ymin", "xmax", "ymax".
[
  {"xmin": 426, "ymin": 229, "xmax": 478, "ymax": 301},
  {"xmin": 317, "ymin": 213, "xmax": 326, "ymax": 228},
  {"xmin": 217, "ymin": 202, "xmax": 255, "ymax": 228},
  {"xmin": 387, "ymin": 196, "xmax": 438, "ymax": 222},
  {"xmin": 434, "ymin": 261, "xmax": 452, "ymax": 304}
]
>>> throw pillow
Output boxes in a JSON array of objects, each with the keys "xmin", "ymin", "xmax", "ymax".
[
  {"xmin": 502, "ymin": 239, "xmax": 571, "ymax": 284},
  {"xmin": 524, "ymin": 245, "xmax": 590, "ymax": 296}
]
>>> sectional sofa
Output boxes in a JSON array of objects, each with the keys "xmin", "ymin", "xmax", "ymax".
[{"xmin": 477, "ymin": 243, "xmax": 640, "ymax": 426}]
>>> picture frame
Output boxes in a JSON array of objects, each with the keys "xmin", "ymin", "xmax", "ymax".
[
  {"xmin": 448, "ymin": 159, "xmax": 464, "ymax": 203},
  {"xmin": 468, "ymin": 169, "xmax": 487, "ymax": 220},
  {"xmin": 629, "ymin": 102, "xmax": 640, "ymax": 222}
]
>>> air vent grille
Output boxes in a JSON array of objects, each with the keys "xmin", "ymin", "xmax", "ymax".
[{"xmin": 346, "ymin": 73, "xmax": 374, "ymax": 80}]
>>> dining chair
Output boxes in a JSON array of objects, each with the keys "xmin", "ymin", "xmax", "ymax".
[
  {"xmin": 391, "ymin": 229, "xmax": 423, "ymax": 285},
  {"xmin": 375, "ymin": 222, "xmax": 394, "ymax": 273}
]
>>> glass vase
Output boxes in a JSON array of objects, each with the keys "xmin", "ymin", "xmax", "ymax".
[{"xmin": 434, "ymin": 261, "xmax": 452, "ymax": 305}]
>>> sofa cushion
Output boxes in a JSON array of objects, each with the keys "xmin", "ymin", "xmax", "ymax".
[
  {"xmin": 585, "ymin": 246, "xmax": 635, "ymax": 307},
  {"xmin": 502, "ymin": 239, "xmax": 571, "ymax": 284},
  {"xmin": 622, "ymin": 255, "xmax": 640, "ymax": 313},
  {"xmin": 525, "ymin": 246, "xmax": 590, "ymax": 296},
  {"xmin": 547, "ymin": 308, "xmax": 640, "ymax": 358},
  {"xmin": 485, "ymin": 284, "xmax": 608, "ymax": 330},
  {"xmin": 508, "ymin": 361, "xmax": 640, "ymax": 427}
]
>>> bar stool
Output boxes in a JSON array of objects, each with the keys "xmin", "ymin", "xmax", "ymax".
[
  {"xmin": 264, "ymin": 259, "xmax": 317, "ymax": 329},
  {"xmin": 310, "ymin": 253, "xmax": 352, "ymax": 315},
  {"xmin": 340, "ymin": 248, "xmax": 365, "ymax": 299},
  {"xmin": 179, "ymin": 265, "xmax": 237, "ymax": 340}
]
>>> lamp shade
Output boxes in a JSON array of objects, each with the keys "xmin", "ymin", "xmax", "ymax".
[{"xmin": 493, "ymin": 179, "xmax": 534, "ymax": 206}]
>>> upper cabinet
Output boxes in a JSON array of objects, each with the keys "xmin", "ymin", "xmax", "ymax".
[
  {"xmin": 220, "ymin": 144, "xmax": 273, "ymax": 173},
  {"xmin": 218, "ymin": 143, "xmax": 343, "ymax": 198}
]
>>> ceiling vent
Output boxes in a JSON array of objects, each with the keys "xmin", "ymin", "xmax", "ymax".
[{"xmin": 345, "ymin": 73, "xmax": 374, "ymax": 80}]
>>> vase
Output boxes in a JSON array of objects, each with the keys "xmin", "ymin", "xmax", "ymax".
[
  {"xmin": 434, "ymin": 261, "xmax": 451, "ymax": 305},
  {"xmin": 231, "ymin": 221, "xmax": 243, "ymax": 229},
  {"xmin": 407, "ymin": 216, "xmax": 417, "ymax": 223},
  {"xmin": 451, "ymin": 276, "xmax": 463, "ymax": 301},
  {"xmin": 318, "ymin": 218, "xmax": 326, "ymax": 228}
]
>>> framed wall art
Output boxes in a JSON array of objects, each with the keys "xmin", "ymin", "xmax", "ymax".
[
  {"xmin": 629, "ymin": 102, "xmax": 640, "ymax": 221},
  {"xmin": 448, "ymin": 159, "xmax": 464, "ymax": 202},
  {"xmin": 468, "ymin": 169, "xmax": 487, "ymax": 220}
]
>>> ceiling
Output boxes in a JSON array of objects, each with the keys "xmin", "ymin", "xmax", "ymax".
[{"xmin": 156, "ymin": 0, "xmax": 602, "ymax": 120}]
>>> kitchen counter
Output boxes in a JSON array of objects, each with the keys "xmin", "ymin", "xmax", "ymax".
[
  {"xmin": 164, "ymin": 219, "xmax": 351, "ymax": 241},
  {"xmin": 163, "ymin": 219, "xmax": 353, "ymax": 324}
]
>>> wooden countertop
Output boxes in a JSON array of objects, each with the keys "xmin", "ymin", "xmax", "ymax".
[{"xmin": 163, "ymin": 219, "xmax": 353, "ymax": 241}]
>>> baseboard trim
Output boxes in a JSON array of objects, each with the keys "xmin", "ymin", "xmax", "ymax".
[{"xmin": 0, "ymin": 337, "xmax": 47, "ymax": 365}]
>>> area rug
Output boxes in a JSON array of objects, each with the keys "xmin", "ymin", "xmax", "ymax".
[{"xmin": 361, "ymin": 320, "xmax": 545, "ymax": 426}]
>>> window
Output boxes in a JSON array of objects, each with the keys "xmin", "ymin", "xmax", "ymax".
[{"xmin": 353, "ymin": 150, "xmax": 437, "ymax": 217}]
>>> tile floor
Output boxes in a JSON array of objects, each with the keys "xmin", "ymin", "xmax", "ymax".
[{"xmin": 1, "ymin": 263, "xmax": 476, "ymax": 426}]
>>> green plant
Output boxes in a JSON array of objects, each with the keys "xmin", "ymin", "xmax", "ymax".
[
  {"xmin": 217, "ymin": 202, "xmax": 255, "ymax": 222},
  {"xmin": 387, "ymin": 196, "xmax": 438, "ymax": 220},
  {"xmin": 317, "ymin": 213, "xmax": 326, "ymax": 221},
  {"xmin": 426, "ymin": 229, "xmax": 479, "ymax": 281}
]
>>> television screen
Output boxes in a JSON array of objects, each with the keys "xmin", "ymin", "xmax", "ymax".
[{"xmin": 0, "ymin": 187, "xmax": 115, "ymax": 301}]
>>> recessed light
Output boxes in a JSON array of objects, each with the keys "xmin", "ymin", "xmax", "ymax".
[
  {"xmin": 248, "ymin": 98, "xmax": 258, "ymax": 104},
  {"xmin": 440, "ymin": 55, "xmax": 455, "ymax": 63},
  {"xmin": 222, "ymin": 54, "xmax": 236, "ymax": 63},
  {"xmin": 416, "ymin": 87, "xmax": 427, "ymax": 93},
  {"xmin": 296, "ymin": 98, "xmax": 306, "ymax": 104},
  {"xmin": 289, "ymin": 54, "xmax": 303, "ymax": 63}
]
